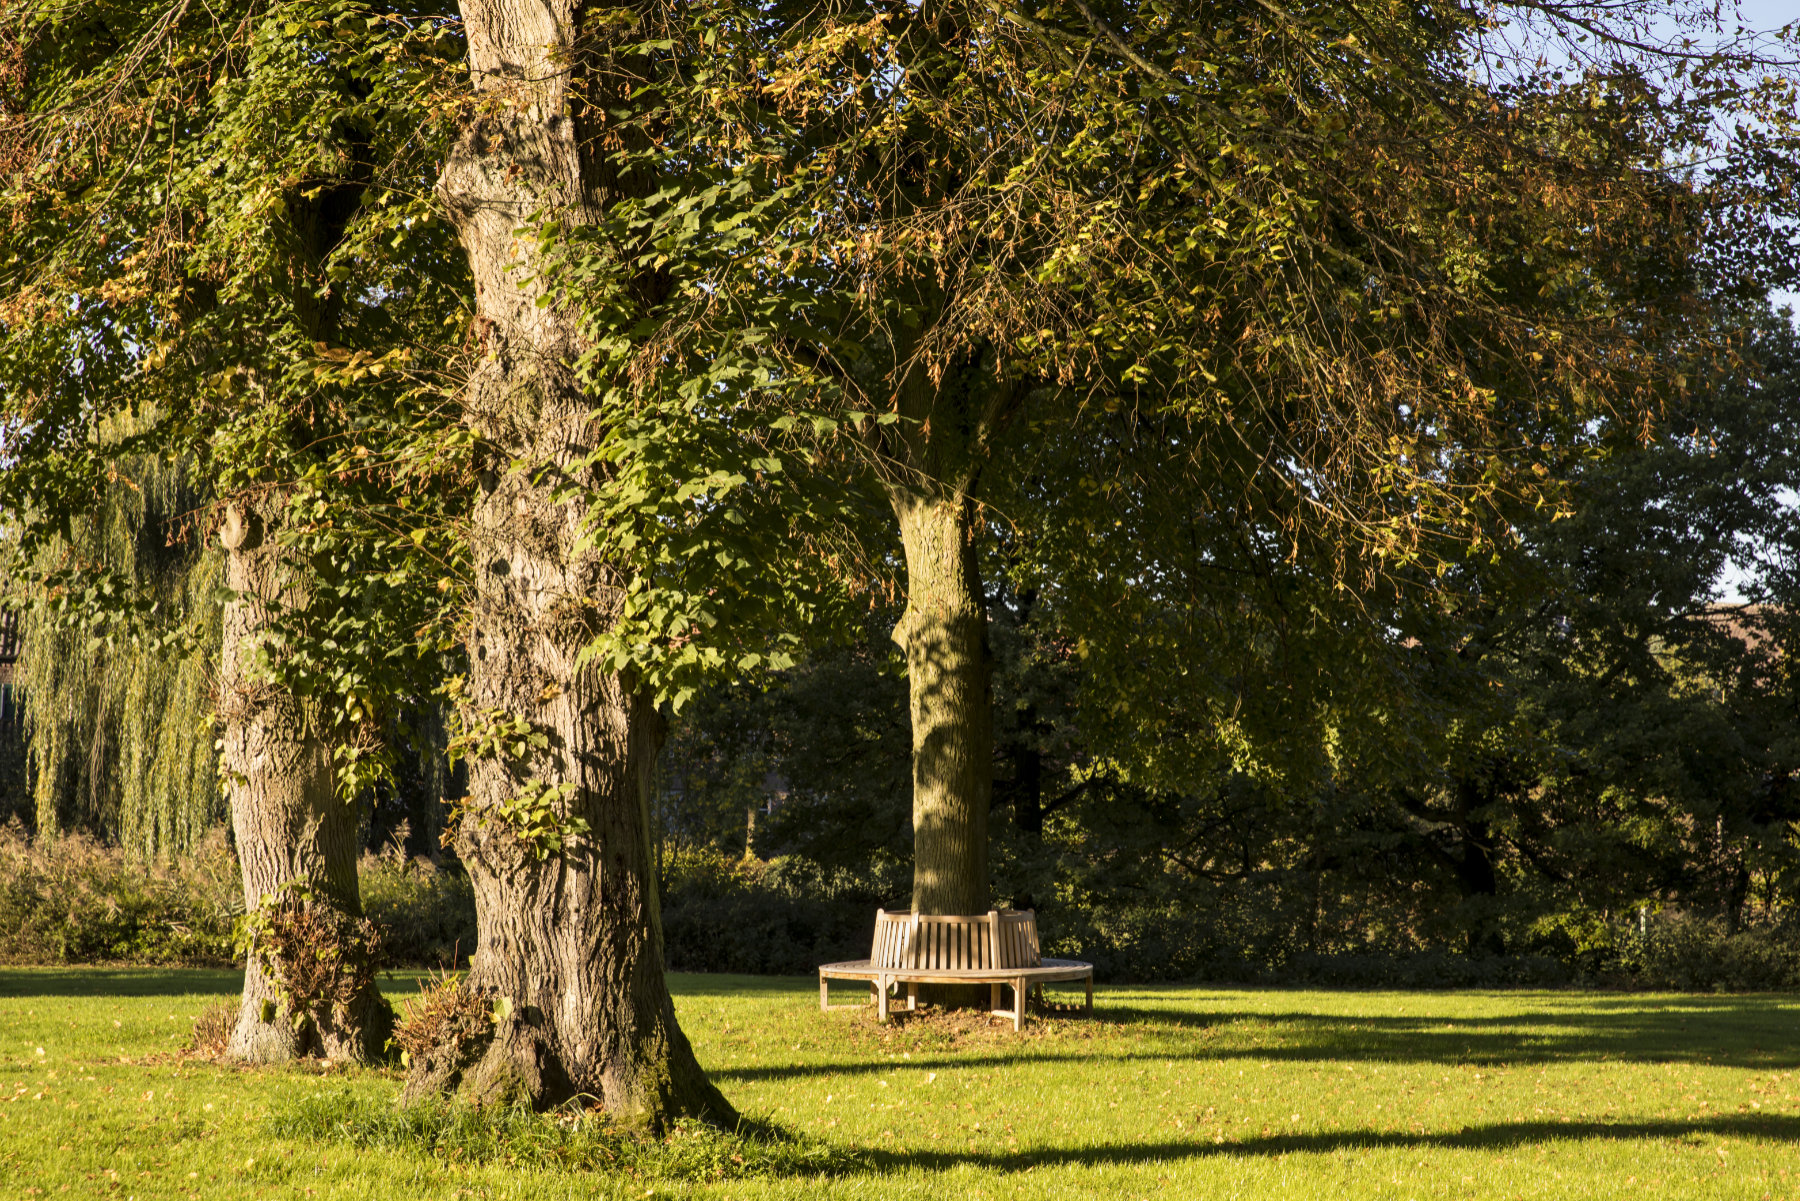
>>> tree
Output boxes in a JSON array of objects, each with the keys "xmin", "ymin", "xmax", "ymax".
[
  {"xmin": 694, "ymin": 0, "xmax": 1800, "ymax": 926},
  {"xmin": 14, "ymin": 445, "xmax": 223, "ymax": 856},
  {"xmin": 0, "ymin": 0, "xmax": 467, "ymax": 1061},
  {"xmin": 621, "ymin": 1, "xmax": 1799, "ymax": 987},
  {"xmin": 665, "ymin": 620, "xmax": 914, "ymax": 884},
  {"xmin": 662, "ymin": 302, "xmax": 1800, "ymax": 977},
  {"xmin": 394, "ymin": 0, "xmax": 734, "ymax": 1124},
  {"xmin": 1386, "ymin": 304, "xmax": 1800, "ymax": 951}
]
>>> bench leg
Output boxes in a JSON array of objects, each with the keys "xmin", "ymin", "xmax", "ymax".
[
  {"xmin": 878, "ymin": 977, "xmax": 890, "ymax": 1024},
  {"xmin": 1013, "ymin": 978, "xmax": 1025, "ymax": 1031},
  {"xmin": 907, "ymin": 981, "xmax": 917, "ymax": 1012},
  {"xmin": 990, "ymin": 982, "xmax": 1001, "ymax": 1013},
  {"xmin": 820, "ymin": 975, "xmax": 828, "ymax": 1012},
  {"xmin": 1085, "ymin": 972, "xmax": 1093, "ymax": 1016}
]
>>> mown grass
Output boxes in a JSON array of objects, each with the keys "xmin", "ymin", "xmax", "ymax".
[{"xmin": 3, "ymin": 968, "xmax": 1799, "ymax": 1199}]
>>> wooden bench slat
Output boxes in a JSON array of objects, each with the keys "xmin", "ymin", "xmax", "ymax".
[
  {"xmin": 824, "ymin": 909, "xmax": 1089, "ymax": 1026},
  {"xmin": 819, "ymin": 959, "xmax": 1093, "ymax": 982},
  {"xmin": 866, "ymin": 909, "xmax": 1044, "ymax": 971}
]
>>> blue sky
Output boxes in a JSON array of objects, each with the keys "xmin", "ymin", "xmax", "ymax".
[
  {"xmin": 1734, "ymin": 1, "xmax": 1795, "ymax": 32},
  {"xmin": 1737, "ymin": 1, "xmax": 1800, "ymax": 315}
]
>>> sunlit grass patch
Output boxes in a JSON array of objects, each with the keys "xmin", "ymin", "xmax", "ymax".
[
  {"xmin": 5, "ymin": 967, "xmax": 1800, "ymax": 1199},
  {"xmin": 266, "ymin": 1089, "xmax": 863, "ymax": 1181}
]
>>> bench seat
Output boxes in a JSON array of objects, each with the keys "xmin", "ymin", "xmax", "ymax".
[
  {"xmin": 817, "ymin": 909, "xmax": 1093, "ymax": 1029},
  {"xmin": 818, "ymin": 958, "xmax": 1095, "ymax": 983}
]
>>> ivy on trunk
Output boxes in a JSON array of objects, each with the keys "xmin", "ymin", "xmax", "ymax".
[
  {"xmin": 398, "ymin": 0, "xmax": 730, "ymax": 1127},
  {"xmin": 220, "ymin": 501, "xmax": 388, "ymax": 1063}
]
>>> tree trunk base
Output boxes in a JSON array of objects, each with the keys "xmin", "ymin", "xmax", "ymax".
[
  {"xmin": 399, "ymin": 1030, "xmax": 491, "ymax": 1107},
  {"xmin": 227, "ymin": 996, "xmax": 307, "ymax": 1064},
  {"xmin": 401, "ymin": 1025, "xmax": 732, "ymax": 1128},
  {"xmin": 399, "ymin": 993, "xmax": 733, "ymax": 1129},
  {"xmin": 461, "ymin": 1015, "xmax": 575, "ymax": 1110},
  {"xmin": 227, "ymin": 975, "xmax": 392, "ymax": 1065},
  {"xmin": 318, "ymin": 990, "xmax": 394, "ymax": 1064}
]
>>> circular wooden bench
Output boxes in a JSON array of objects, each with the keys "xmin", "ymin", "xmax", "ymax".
[{"xmin": 818, "ymin": 908, "xmax": 1094, "ymax": 1030}]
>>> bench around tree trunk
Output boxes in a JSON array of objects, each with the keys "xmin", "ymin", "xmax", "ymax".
[{"xmin": 817, "ymin": 909, "xmax": 1094, "ymax": 1030}]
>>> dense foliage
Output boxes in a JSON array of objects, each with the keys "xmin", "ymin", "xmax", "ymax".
[
  {"xmin": 3, "ymin": 0, "xmax": 1800, "ymax": 1004},
  {"xmin": 656, "ymin": 312, "xmax": 1800, "ymax": 984},
  {"xmin": 14, "ymin": 448, "xmax": 222, "ymax": 852},
  {"xmin": 0, "ymin": 0, "xmax": 472, "ymax": 850},
  {"xmin": 0, "ymin": 822, "xmax": 480, "ymax": 968}
]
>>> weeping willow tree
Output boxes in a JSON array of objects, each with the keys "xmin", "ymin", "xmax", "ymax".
[{"xmin": 17, "ymin": 436, "xmax": 224, "ymax": 858}]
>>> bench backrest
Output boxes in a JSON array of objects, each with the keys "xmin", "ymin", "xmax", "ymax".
[{"xmin": 870, "ymin": 909, "xmax": 1041, "ymax": 971}]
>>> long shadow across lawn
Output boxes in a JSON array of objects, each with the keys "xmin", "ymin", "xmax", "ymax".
[
  {"xmin": 853, "ymin": 1113, "xmax": 1800, "ymax": 1175},
  {"xmin": 709, "ymin": 994, "xmax": 1800, "ymax": 1080},
  {"xmin": 1092, "ymin": 998, "xmax": 1800, "ymax": 1069},
  {"xmin": 0, "ymin": 968, "xmax": 243, "ymax": 998},
  {"xmin": 8, "ymin": 969, "xmax": 1791, "ymax": 1072}
]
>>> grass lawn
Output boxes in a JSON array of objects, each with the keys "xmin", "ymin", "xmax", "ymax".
[{"xmin": 2, "ymin": 969, "xmax": 1798, "ymax": 1199}]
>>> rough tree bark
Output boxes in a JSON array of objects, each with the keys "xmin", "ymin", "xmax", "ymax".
[
  {"xmin": 401, "ymin": 0, "xmax": 729, "ymax": 1126},
  {"xmin": 890, "ymin": 489, "xmax": 993, "ymax": 916},
  {"xmin": 860, "ymin": 338, "xmax": 1008, "ymax": 936},
  {"xmin": 849, "ymin": 342, "xmax": 1008, "ymax": 1022},
  {"xmin": 872, "ymin": 345, "xmax": 1009, "ymax": 925},
  {"xmin": 866, "ymin": 353, "xmax": 1008, "ymax": 1011},
  {"xmin": 219, "ymin": 502, "xmax": 386, "ymax": 1063}
]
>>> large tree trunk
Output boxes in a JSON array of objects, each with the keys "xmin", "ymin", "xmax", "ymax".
[
  {"xmin": 219, "ymin": 502, "xmax": 386, "ymax": 1063},
  {"xmin": 401, "ymin": 0, "xmax": 729, "ymax": 1127},
  {"xmin": 890, "ymin": 490, "xmax": 993, "ymax": 915},
  {"xmin": 878, "ymin": 351, "xmax": 1003, "ymax": 920}
]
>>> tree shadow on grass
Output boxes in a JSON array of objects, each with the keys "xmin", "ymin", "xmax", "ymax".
[
  {"xmin": 676, "ymin": 974, "xmax": 1799, "ymax": 1069},
  {"xmin": 714, "ymin": 993, "xmax": 1800, "ymax": 1080},
  {"xmin": 670, "ymin": 972, "xmax": 818, "ymax": 999},
  {"xmin": 855, "ymin": 1113, "xmax": 1800, "ymax": 1175},
  {"xmin": 0, "ymin": 967, "xmax": 243, "ymax": 999},
  {"xmin": 1092, "ymin": 997, "xmax": 1800, "ymax": 1070},
  {"xmin": 1099, "ymin": 993, "xmax": 1796, "ymax": 1029}
]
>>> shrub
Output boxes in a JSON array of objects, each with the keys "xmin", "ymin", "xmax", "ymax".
[
  {"xmin": 659, "ymin": 846, "xmax": 877, "ymax": 975},
  {"xmin": 10, "ymin": 818, "xmax": 1799, "ymax": 992},
  {"xmin": 189, "ymin": 1002, "xmax": 236, "ymax": 1056},
  {"xmin": 0, "ymin": 822, "xmax": 239, "ymax": 965},
  {"xmin": 1273, "ymin": 951, "xmax": 1572, "ymax": 989},
  {"xmin": 1609, "ymin": 912, "xmax": 1800, "ymax": 991},
  {"xmin": 0, "ymin": 822, "xmax": 480, "ymax": 969},
  {"xmin": 240, "ymin": 882, "xmax": 384, "ymax": 1021},
  {"xmin": 357, "ymin": 849, "xmax": 475, "ymax": 969},
  {"xmin": 392, "ymin": 970, "xmax": 491, "ymax": 1067}
]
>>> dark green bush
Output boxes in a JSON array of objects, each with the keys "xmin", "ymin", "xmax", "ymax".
[
  {"xmin": 659, "ymin": 847, "xmax": 875, "ymax": 975},
  {"xmin": 1031, "ymin": 895, "xmax": 1573, "ymax": 988},
  {"xmin": 1608, "ymin": 913, "xmax": 1800, "ymax": 991},
  {"xmin": 0, "ymin": 823, "xmax": 479, "ymax": 969},
  {"xmin": 653, "ymin": 848, "xmax": 1800, "ymax": 991},
  {"xmin": 10, "ymin": 821, "xmax": 1799, "ymax": 991},
  {"xmin": 1269, "ymin": 951, "xmax": 1572, "ymax": 989}
]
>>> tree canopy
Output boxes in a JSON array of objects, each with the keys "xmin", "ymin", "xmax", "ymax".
[{"xmin": 2, "ymin": 0, "xmax": 1800, "ymax": 1119}]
